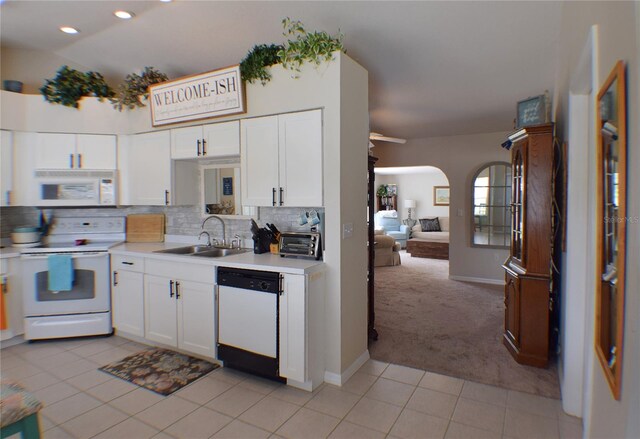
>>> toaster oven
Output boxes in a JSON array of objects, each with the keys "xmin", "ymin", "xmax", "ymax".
[{"xmin": 279, "ymin": 232, "xmax": 322, "ymax": 260}]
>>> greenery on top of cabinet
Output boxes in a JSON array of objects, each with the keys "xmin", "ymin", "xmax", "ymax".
[
  {"xmin": 110, "ymin": 67, "xmax": 169, "ymax": 111},
  {"xmin": 240, "ymin": 44, "xmax": 284, "ymax": 85},
  {"xmin": 40, "ymin": 65, "xmax": 114, "ymax": 109}
]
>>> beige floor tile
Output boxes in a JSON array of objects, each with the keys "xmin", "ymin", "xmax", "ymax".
[
  {"xmin": 406, "ymin": 387, "xmax": 458, "ymax": 419},
  {"xmin": 358, "ymin": 359, "xmax": 388, "ymax": 377},
  {"xmin": 238, "ymin": 375, "xmax": 282, "ymax": 395},
  {"xmin": 418, "ymin": 372, "xmax": 464, "ymax": 396},
  {"xmin": 85, "ymin": 378, "xmax": 138, "ymax": 402},
  {"xmin": 558, "ymin": 411, "xmax": 582, "ymax": 425},
  {"xmin": 364, "ymin": 377, "xmax": 416, "ymax": 407},
  {"xmin": 175, "ymin": 376, "xmax": 233, "ymax": 404},
  {"xmin": 33, "ymin": 381, "xmax": 80, "ymax": 405},
  {"xmin": 65, "ymin": 369, "xmax": 112, "ymax": 390},
  {"xmin": 211, "ymin": 419, "xmax": 271, "ymax": 439},
  {"xmin": 40, "ymin": 392, "xmax": 103, "ymax": 425},
  {"xmin": 42, "ymin": 426, "xmax": 76, "ymax": 438},
  {"xmin": 164, "ymin": 406, "xmax": 233, "ymax": 439},
  {"xmin": 328, "ymin": 420, "xmax": 386, "ymax": 439},
  {"xmin": 460, "ymin": 381, "xmax": 508, "ymax": 406},
  {"xmin": 17, "ymin": 345, "xmax": 67, "ymax": 361},
  {"xmin": 345, "ymin": 396, "xmax": 403, "ymax": 433},
  {"xmin": 108, "ymin": 387, "xmax": 165, "ymax": 415},
  {"xmin": 276, "ymin": 407, "xmax": 340, "ymax": 439},
  {"xmin": 305, "ymin": 386, "xmax": 361, "ymax": 418},
  {"xmin": 503, "ymin": 408, "xmax": 560, "ymax": 439},
  {"xmin": 93, "ymin": 417, "xmax": 160, "ymax": 439},
  {"xmin": 444, "ymin": 421, "xmax": 501, "ymax": 439},
  {"xmin": 134, "ymin": 396, "xmax": 199, "ymax": 430},
  {"xmin": 86, "ymin": 347, "xmax": 132, "ymax": 366},
  {"xmin": 151, "ymin": 432, "xmax": 177, "ymax": 439},
  {"xmin": 560, "ymin": 419, "xmax": 583, "ymax": 439},
  {"xmin": 1, "ymin": 363, "xmax": 43, "ymax": 379},
  {"xmin": 70, "ymin": 340, "xmax": 118, "ymax": 358},
  {"xmin": 120, "ymin": 341, "xmax": 154, "ymax": 353},
  {"xmin": 389, "ymin": 408, "xmax": 449, "ymax": 439},
  {"xmin": 381, "ymin": 364, "xmax": 425, "ymax": 386},
  {"xmin": 342, "ymin": 371, "xmax": 378, "ymax": 395},
  {"xmin": 18, "ymin": 371, "xmax": 60, "ymax": 392},
  {"xmin": 507, "ymin": 390, "xmax": 562, "ymax": 419},
  {"xmin": 60, "ymin": 404, "xmax": 128, "ymax": 439},
  {"xmin": 206, "ymin": 386, "xmax": 266, "ymax": 417},
  {"xmin": 104, "ymin": 336, "xmax": 131, "ymax": 347},
  {"xmin": 208, "ymin": 367, "xmax": 251, "ymax": 385},
  {"xmin": 1, "ymin": 354, "xmax": 31, "ymax": 369},
  {"xmin": 270, "ymin": 384, "xmax": 318, "ymax": 406},
  {"xmin": 40, "ymin": 414, "xmax": 57, "ymax": 431},
  {"xmin": 451, "ymin": 397, "xmax": 505, "ymax": 434},
  {"xmin": 35, "ymin": 351, "xmax": 84, "ymax": 369},
  {"xmin": 49, "ymin": 358, "xmax": 98, "ymax": 380},
  {"xmin": 238, "ymin": 395, "xmax": 300, "ymax": 432}
]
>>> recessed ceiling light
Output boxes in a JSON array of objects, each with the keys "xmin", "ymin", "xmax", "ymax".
[
  {"xmin": 114, "ymin": 10, "xmax": 135, "ymax": 19},
  {"xmin": 59, "ymin": 26, "xmax": 80, "ymax": 34}
]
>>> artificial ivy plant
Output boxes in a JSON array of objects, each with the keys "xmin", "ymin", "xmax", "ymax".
[
  {"xmin": 110, "ymin": 67, "xmax": 168, "ymax": 111},
  {"xmin": 240, "ymin": 44, "xmax": 284, "ymax": 85},
  {"xmin": 40, "ymin": 65, "xmax": 114, "ymax": 109},
  {"xmin": 277, "ymin": 17, "xmax": 345, "ymax": 77}
]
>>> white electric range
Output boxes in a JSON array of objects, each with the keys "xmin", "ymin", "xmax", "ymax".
[{"xmin": 20, "ymin": 216, "xmax": 124, "ymax": 340}]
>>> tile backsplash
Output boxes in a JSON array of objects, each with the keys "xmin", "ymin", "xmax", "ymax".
[{"xmin": 1, "ymin": 205, "xmax": 324, "ymax": 245}]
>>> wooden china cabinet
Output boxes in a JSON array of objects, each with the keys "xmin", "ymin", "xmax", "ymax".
[{"xmin": 502, "ymin": 123, "xmax": 557, "ymax": 368}]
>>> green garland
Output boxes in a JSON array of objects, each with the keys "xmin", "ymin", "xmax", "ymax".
[
  {"xmin": 110, "ymin": 67, "xmax": 168, "ymax": 111},
  {"xmin": 40, "ymin": 66, "xmax": 114, "ymax": 109},
  {"xmin": 240, "ymin": 44, "xmax": 284, "ymax": 85}
]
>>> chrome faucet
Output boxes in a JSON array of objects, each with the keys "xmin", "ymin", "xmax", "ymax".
[
  {"xmin": 201, "ymin": 215, "xmax": 226, "ymax": 247},
  {"xmin": 198, "ymin": 231, "xmax": 212, "ymax": 247}
]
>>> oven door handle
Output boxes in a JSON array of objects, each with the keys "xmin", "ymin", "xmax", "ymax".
[{"xmin": 20, "ymin": 253, "xmax": 107, "ymax": 260}]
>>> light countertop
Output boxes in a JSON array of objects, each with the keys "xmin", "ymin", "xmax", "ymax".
[
  {"xmin": 110, "ymin": 242, "xmax": 325, "ymax": 275},
  {"xmin": 0, "ymin": 246, "xmax": 21, "ymax": 259}
]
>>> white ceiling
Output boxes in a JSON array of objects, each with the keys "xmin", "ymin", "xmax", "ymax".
[
  {"xmin": 0, "ymin": 1, "xmax": 563, "ymax": 139},
  {"xmin": 375, "ymin": 166, "xmax": 444, "ymax": 175}
]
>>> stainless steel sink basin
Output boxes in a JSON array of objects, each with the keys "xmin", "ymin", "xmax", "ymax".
[
  {"xmin": 191, "ymin": 248, "xmax": 249, "ymax": 258},
  {"xmin": 154, "ymin": 245, "xmax": 248, "ymax": 258},
  {"xmin": 154, "ymin": 245, "xmax": 219, "ymax": 255}
]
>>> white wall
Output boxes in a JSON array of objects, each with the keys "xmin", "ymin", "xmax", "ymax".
[
  {"xmin": 374, "ymin": 132, "xmax": 511, "ymax": 283},
  {"xmin": 375, "ymin": 169, "xmax": 450, "ymax": 220},
  {"xmin": 555, "ymin": 2, "xmax": 639, "ymax": 437}
]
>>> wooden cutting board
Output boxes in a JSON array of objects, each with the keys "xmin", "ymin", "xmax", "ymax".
[{"xmin": 126, "ymin": 214, "xmax": 165, "ymax": 242}]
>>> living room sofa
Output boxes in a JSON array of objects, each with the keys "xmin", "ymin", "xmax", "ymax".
[{"xmin": 407, "ymin": 216, "xmax": 450, "ymax": 259}]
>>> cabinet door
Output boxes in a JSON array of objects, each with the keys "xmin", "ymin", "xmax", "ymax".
[
  {"xmin": 76, "ymin": 134, "xmax": 116, "ymax": 169},
  {"xmin": 241, "ymin": 116, "xmax": 279, "ymax": 206},
  {"xmin": 0, "ymin": 130, "xmax": 13, "ymax": 206},
  {"xmin": 504, "ymin": 271, "xmax": 520, "ymax": 349},
  {"xmin": 279, "ymin": 274, "xmax": 306, "ymax": 382},
  {"xmin": 11, "ymin": 132, "xmax": 37, "ymax": 206},
  {"xmin": 35, "ymin": 133, "xmax": 76, "ymax": 169},
  {"xmin": 203, "ymin": 121, "xmax": 240, "ymax": 157},
  {"xmin": 177, "ymin": 280, "xmax": 215, "ymax": 358},
  {"xmin": 112, "ymin": 270, "xmax": 144, "ymax": 337},
  {"xmin": 144, "ymin": 274, "xmax": 177, "ymax": 346},
  {"xmin": 127, "ymin": 131, "xmax": 172, "ymax": 205},
  {"xmin": 171, "ymin": 126, "xmax": 203, "ymax": 159},
  {"xmin": 278, "ymin": 110, "xmax": 323, "ymax": 206}
]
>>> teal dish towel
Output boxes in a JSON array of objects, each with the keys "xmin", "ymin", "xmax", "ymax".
[{"xmin": 48, "ymin": 254, "xmax": 74, "ymax": 291}]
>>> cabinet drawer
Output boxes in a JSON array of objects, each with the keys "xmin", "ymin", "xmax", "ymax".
[
  {"xmin": 111, "ymin": 255, "xmax": 144, "ymax": 273},
  {"xmin": 145, "ymin": 258, "xmax": 214, "ymax": 284}
]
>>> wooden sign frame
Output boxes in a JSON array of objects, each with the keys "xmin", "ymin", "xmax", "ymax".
[{"xmin": 149, "ymin": 65, "xmax": 246, "ymax": 126}]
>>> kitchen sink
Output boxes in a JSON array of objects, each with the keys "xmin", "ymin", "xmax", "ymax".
[
  {"xmin": 154, "ymin": 245, "xmax": 221, "ymax": 255},
  {"xmin": 191, "ymin": 248, "xmax": 249, "ymax": 258},
  {"xmin": 153, "ymin": 245, "xmax": 248, "ymax": 258}
]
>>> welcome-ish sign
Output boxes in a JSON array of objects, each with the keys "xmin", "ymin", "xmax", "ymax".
[{"xmin": 149, "ymin": 65, "xmax": 246, "ymax": 126}]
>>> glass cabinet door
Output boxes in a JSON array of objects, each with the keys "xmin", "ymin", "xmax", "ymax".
[{"xmin": 510, "ymin": 147, "xmax": 525, "ymax": 264}]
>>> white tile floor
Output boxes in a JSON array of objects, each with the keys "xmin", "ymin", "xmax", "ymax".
[{"xmin": 0, "ymin": 336, "xmax": 583, "ymax": 439}]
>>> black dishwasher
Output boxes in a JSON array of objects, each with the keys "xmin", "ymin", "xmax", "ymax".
[{"xmin": 217, "ymin": 267, "xmax": 284, "ymax": 382}]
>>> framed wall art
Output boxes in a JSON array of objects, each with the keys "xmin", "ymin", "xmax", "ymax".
[{"xmin": 434, "ymin": 186, "xmax": 450, "ymax": 206}]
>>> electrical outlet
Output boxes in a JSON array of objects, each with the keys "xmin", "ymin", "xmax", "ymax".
[{"xmin": 342, "ymin": 223, "xmax": 353, "ymax": 239}]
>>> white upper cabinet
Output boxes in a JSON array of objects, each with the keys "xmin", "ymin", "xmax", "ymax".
[
  {"xmin": 241, "ymin": 116, "xmax": 280, "ymax": 206},
  {"xmin": 1, "ymin": 130, "xmax": 13, "ymax": 206},
  {"xmin": 241, "ymin": 110, "xmax": 322, "ymax": 207},
  {"xmin": 171, "ymin": 121, "xmax": 240, "ymax": 159},
  {"xmin": 119, "ymin": 131, "xmax": 172, "ymax": 206},
  {"xmin": 35, "ymin": 133, "xmax": 116, "ymax": 170}
]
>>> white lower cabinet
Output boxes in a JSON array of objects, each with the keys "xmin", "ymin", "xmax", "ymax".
[
  {"xmin": 278, "ymin": 271, "xmax": 325, "ymax": 390},
  {"xmin": 1, "ymin": 256, "xmax": 24, "ymax": 341},
  {"xmin": 144, "ymin": 274, "xmax": 178, "ymax": 346},
  {"xmin": 112, "ymin": 270, "xmax": 145, "ymax": 337}
]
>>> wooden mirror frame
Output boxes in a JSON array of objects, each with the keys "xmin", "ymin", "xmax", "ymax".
[{"xmin": 595, "ymin": 60, "xmax": 627, "ymax": 400}]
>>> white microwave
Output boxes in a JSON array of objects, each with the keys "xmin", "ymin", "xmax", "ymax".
[{"xmin": 34, "ymin": 170, "xmax": 117, "ymax": 206}]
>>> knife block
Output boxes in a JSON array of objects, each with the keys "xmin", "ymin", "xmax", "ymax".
[{"xmin": 253, "ymin": 230, "xmax": 272, "ymax": 254}]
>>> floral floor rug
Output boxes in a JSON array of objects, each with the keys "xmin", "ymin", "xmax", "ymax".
[{"xmin": 99, "ymin": 348, "xmax": 219, "ymax": 395}]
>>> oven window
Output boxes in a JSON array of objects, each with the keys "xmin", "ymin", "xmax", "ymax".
[{"xmin": 35, "ymin": 270, "xmax": 96, "ymax": 301}]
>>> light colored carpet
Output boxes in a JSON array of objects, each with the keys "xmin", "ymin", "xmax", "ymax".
[{"xmin": 369, "ymin": 251, "xmax": 560, "ymax": 398}]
